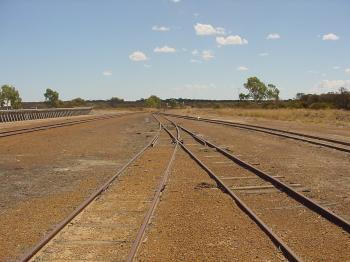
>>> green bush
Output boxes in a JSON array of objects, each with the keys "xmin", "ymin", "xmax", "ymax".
[
  {"xmin": 309, "ymin": 102, "xmax": 333, "ymax": 110},
  {"xmin": 145, "ymin": 95, "xmax": 161, "ymax": 108}
]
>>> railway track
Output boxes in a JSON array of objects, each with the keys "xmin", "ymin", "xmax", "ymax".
[
  {"xmin": 11, "ymin": 113, "xmax": 349, "ymax": 261},
  {"xmin": 0, "ymin": 114, "xmax": 126, "ymax": 138},
  {"xmin": 157, "ymin": 114, "xmax": 350, "ymax": 261},
  {"xmin": 162, "ymin": 113, "xmax": 350, "ymax": 153},
  {"xmin": 126, "ymin": 126, "xmax": 179, "ymax": 261},
  {"xmin": 20, "ymin": 124, "xmax": 179, "ymax": 261}
]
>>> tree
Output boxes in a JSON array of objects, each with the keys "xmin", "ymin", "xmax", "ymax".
[
  {"xmin": 110, "ymin": 97, "xmax": 124, "ymax": 102},
  {"xmin": 339, "ymin": 87, "xmax": 349, "ymax": 94},
  {"xmin": 295, "ymin": 93, "xmax": 305, "ymax": 100},
  {"xmin": 69, "ymin": 97, "xmax": 86, "ymax": 107},
  {"xmin": 0, "ymin": 85, "xmax": 22, "ymax": 109},
  {"xmin": 337, "ymin": 87, "xmax": 349, "ymax": 109},
  {"xmin": 110, "ymin": 97, "xmax": 124, "ymax": 107},
  {"xmin": 145, "ymin": 95, "xmax": 161, "ymax": 108},
  {"xmin": 44, "ymin": 88, "xmax": 60, "ymax": 107},
  {"xmin": 266, "ymin": 84, "xmax": 280, "ymax": 100},
  {"xmin": 242, "ymin": 77, "xmax": 267, "ymax": 101},
  {"xmin": 239, "ymin": 77, "xmax": 280, "ymax": 101},
  {"xmin": 168, "ymin": 98, "xmax": 178, "ymax": 108},
  {"xmin": 239, "ymin": 93, "xmax": 250, "ymax": 100}
]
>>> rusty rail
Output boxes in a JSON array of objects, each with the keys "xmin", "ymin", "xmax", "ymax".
[
  {"xmin": 126, "ymin": 115, "xmax": 178, "ymax": 261},
  {"xmin": 177, "ymin": 122, "xmax": 350, "ymax": 233},
  {"xmin": 19, "ymin": 122, "xmax": 162, "ymax": 262},
  {"xmin": 157, "ymin": 115, "xmax": 301, "ymax": 262},
  {"xmin": 162, "ymin": 113, "xmax": 350, "ymax": 153},
  {"xmin": 161, "ymin": 114, "xmax": 350, "ymax": 231},
  {"xmin": 0, "ymin": 107, "xmax": 92, "ymax": 123}
]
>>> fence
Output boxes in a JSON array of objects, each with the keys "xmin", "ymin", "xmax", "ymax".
[{"xmin": 0, "ymin": 107, "xmax": 93, "ymax": 123}]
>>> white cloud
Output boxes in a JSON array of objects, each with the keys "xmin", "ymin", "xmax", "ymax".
[
  {"xmin": 345, "ymin": 68, "xmax": 350, "ymax": 74},
  {"xmin": 201, "ymin": 50, "xmax": 214, "ymax": 60},
  {"xmin": 332, "ymin": 66, "xmax": 341, "ymax": 70},
  {"xmin": 102, "ymin": 70, "xmax": 112, "ymax": 76},
  {"xmin": 194, "ymin": 23, "xmax": 216, "ymax": 35},
  {"xmin": 313, "ymin": 80, "xmax": 350, "ymax": 93},
  {"xmin": 129, "ymin": 51, "xmax": 148, "ymax": 61},
  {"xmin": 170, "ymin": 0, "xmax": 181, "ymax": 2},
  {"xmin": 266, "ymin": 33, "xmax": 280, "ymax": 40},
  {"xmin": 191, "ymin": 49, "xmax": 199, "ymax": 55},
  {"xmin": 322, "ymin": 33, "xmax": 339, "ymax": 41},
  {"xmin": 216, "ymin": 35, "xmax": 248, "ymax": 46},
  {"xmin": 215, "ymin": 27, "xmax": 226, "ymax": 35},
  {"xmin": 194, "ymin": 23, "xmax": 226, "ymax": 36},
  {"xmin": 237, "ymin": 66, "xmax": 248, "ymax": 71},
  {"xmin": 259, "ymin": 52, "xmax": 269, "ymax": 56},
  {"xmin": 191, "ymin": 49, "xmax": 214, "ymax": 61},
  {"xmin": 189, "ymin": 59, "xmax": 202, "ymax": 64},
  {"xmin": 154, "ymin": 45, "xmax": 176, "ymax": 53},
  {"xmin": 190, "ymin": 49, "xmax": 215, "ymax": 63},
  {"xmin": 152, "ymin": 25, "xmax": 170, "ymax": 32}
]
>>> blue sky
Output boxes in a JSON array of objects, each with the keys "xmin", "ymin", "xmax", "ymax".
[{"xmin": 1, "ymin": 0, "xmax": 350, "ymax": 101}]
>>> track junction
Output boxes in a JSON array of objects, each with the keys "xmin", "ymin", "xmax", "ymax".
[{"xmin": 1, "ymin": 112, "xmax": 349, "ymax": 261}]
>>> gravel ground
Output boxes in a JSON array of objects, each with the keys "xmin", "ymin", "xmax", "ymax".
[
  {"xmin": 0, "ymin": 113, "xmax": 157, "ymax": 261},
  {"xmin": 137, "ymin": 149, "xmax": 284, "ymax": 261},
  {"xmin": 168, "ymin": 116, "xmax": 350, "ymax": 221},
  {"xmin": 31, "ymin": 131, "xmax": 175, "ymax": 261},
  {"xmin": 167, "ymin": 109, "xmax": 350, "ymax": 143},
  {"xmin": 1, "ymin": 111, "xmax": 349, "ymax": 261},
  {"xmin": 178, "ymin": 129, "xmax": 350, "ymax": 261}
]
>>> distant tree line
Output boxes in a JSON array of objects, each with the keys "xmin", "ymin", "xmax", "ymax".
[
  {"xmin": 2, "ymin": 79, "xmax": 350, "ymax": 110},
  {"xmin": 295, "ymin": 87, "xmax": 350, "ymax": 109},
  {"xmin": 43, "ymin": 88, "xmax": 87, "ymax": 108},
  {"xmin": 0, "ymin": 85, "xmax": 89, "ymax": 109}
]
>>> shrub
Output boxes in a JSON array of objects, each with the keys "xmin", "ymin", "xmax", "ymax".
[{"xmin": 309, "ymin": 102, "xmax": 333, "ymax": 110}]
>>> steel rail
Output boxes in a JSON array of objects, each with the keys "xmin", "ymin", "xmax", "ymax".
[
  {"xmin": 164, "ymin": 113, "xmax": 350, "ymax": 147},
  {"xmin": 126, "ymin": 115, "xmax": 178, "ymax": 261},
  {"xmin": 0, "ymin": 115, "xmax": 104, "ymax": 133},
  {"xmin": 162, "ymin": 113, "xmax": 350, "ymax": 153},
  {"xmin": 166, "ymin": 117, "xmax": 350, "ymax": 233},
  {"xmin": 0, "ymin": 114, "xmax": 124, "ymax": 138},
  {"xmin": 157, "ymin": 115, "xmax": 301, "ymax": 262},
  {"xmin": 19, "ymin": 123, "xmax": 162, "ymax": 262}
]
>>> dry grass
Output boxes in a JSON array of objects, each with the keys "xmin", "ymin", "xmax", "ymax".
[{"xmin": 173, "ymin": 108, "xmax": 350, "ymax": 128}]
